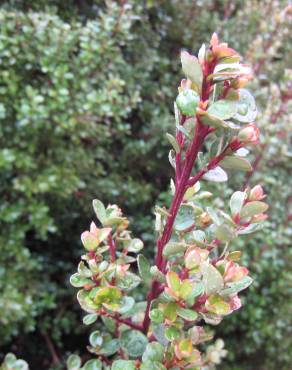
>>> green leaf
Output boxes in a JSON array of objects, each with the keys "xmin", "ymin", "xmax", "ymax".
[
  {"xmin": 120, "ymin": 330, "xmax": 148, "ymax": 358},
  {"xmin": 118, "ymin": 296, "xmax": 135, "ymax": 315},
  {"xmin": 78, "ymin": 262, "xmax": 92, "ymax": 278},
  {"xmin": 116, "ymin": 272, "xmax": 141, "ymax": 291},
  {"xmin": 184, "ymin": 182, "xmax": 200, "ymax": 200},
  {"xmin": 238, "ymin": 223, "xmax": 264, "ymax": 235},
  {"xmin": 180, "ymin": 280, "xmax": 195, "ymax": 300},
  {"xmin": 206, "ymin": 294, "xmax": 231, "ymax": 315},
  {"xmin": 220, "ymin": 155, "xmax": 252, "ymax": 171},
  {"xmin": 184, "ymin": 117, "xmax": 196, "ymax": 137},
  {"xmin": 67, "ymin": 354, "xmax": 81, "ymax": 370},
  {"xmin": 142, "ymin": 342, "xmax": 164, "ymax": 362},
  {"xmin": 230, "ymin": 191, "xmax": 246, "ymax": 215},
  {"xmin": 111, "ymin": 360, "xmax": 136, "ymax": 370},
  {"xmin": 234, "ymin": 89, "xmax": 257, "ymax": 123},
  {"xmin": 89, "ymin": 331, "xmax": 103, "ymax": 348},
  {"xmin": 215, "ymin": 224, "xmax": 236, "ymax": 242},
  {"xmin": 166, "ymin": 133, "xmax": 180, "ymax": 153},
  {"xmin": 83, "ymin": 313, "xmax": 98, "ymax": 325},
  {"xmin": 81, "ymin": 231, "xmax": 99, "ymax": 251},
  {"xmin": 206, "ymin": 207, "xmax": 221, "ymax": 225},
  {"xmin": 153, "ymin": 324, "xmax": 169, "ymax": 346},
  {"xmin": 92, "ymin": 199, "xmax": 106, "ymax": 224},
  {"xmin": 201, "ymin": 262, "xmax": 224, "ymax": 295},
  {"xmin": 97, "ymin": 338, "xmax": 120, "ymax": 356},
  {"xmin": 228, "ymin": 251, "xmax": 242, "ymax": 261},
  {"xmin": 219, "ymin": 210, "xmax": 237, "ymax": 226},
  {"xmin": 137, "ymin": 254, "xmax": 152, "ymax": 283},
  {"xmin": 77, "ymin": 289, "xmax": 98, "ymax": 313},
  {"xmin": 176, "ymin": 124, "xmax": 192, "ymax": 139},
  {"xmin": 82, "ymin": 360, "xmax": 102, "ymax": 370},
  {"xmin": 207, "ymin": 100, "xmax": 237, "ymax": 120},
  {"xmin": 150, "ymin": 266, "xmax": 166, "ymax": 283},
  {"xmin": 128, "ymin": 238, "xmax": 144, "ymax": 253},
  {"xmin": 163, "ymin": 241, "xmax": 187, "ymax": 257},
  {"xmin": 101, "ymin": 316, "xmax": 116, "ymax": 333},
  {"xmin": 165, "ymin": 326, "xmax": 181, "ymax": 341},
  {"xmin": 164, "ymin": 302, "xmax": 178, "ymax": 321},
  {"xmin": 221, "ymin": 276, "xmax": 253, "ymax": 296},
  {"xmin": 240, "ymin": 201, "xmax": 268, "ymax": 218},
  {"xmin": 185, "ymin": 282, "xmax": 204, "ymax": 305},
  {"xmin": 12, "ymin": 360, "xmax": 29, "ymax": 370},
  {"xmin": 201, "ymin": 312, "xmax": 223, "ymax": 326},
  {"xmin": 200, "ymin": 111, "xmax": 229, "ymax": 128},
  {"xmin": 176, "ymin": 89, "xmax": 199, "ymax": 116},
  {"xmin": 192, "ymin": 230, "xmax": 207, "ymax": 247},
  {"xmin": 150, "ymin": 309, "xmax": 164, "ymax": 324},
  {"xmin": 198, "ymin": 43, "xmax": 206, "ymax": 63},
  {"xmin": 70, "ymin": 273, "xmax": 93, "ymax": 288},
  {"xmin": 177, "ymin": 307, "xmax": 198, "ymax": 321},
  {"xmin": 141, "ymin": 362, "xmax": 167, "ymax": 370},
  {"xmin": 203, "ymin": 166, "xmax": 228, "ymax": 182},
  {"xmin": 174, "ymin": 205, "xmax": 195, "ymax": 231},
  {"xmin": 181, "ymin": 51, "xmax": 203, "ymax": 89},
  {"xmin": 166, "ymin": 271, "xmax": 180, "ymax": 292},
  {"xmin": 98, "ymin": 227, "xmax": 112, "ymax": 243},
  {"xmin": 4, "ymin": 354, "xmax": 16, "ymax": 367},
  {"xmin": 174, "ymin": 102, "xmax": 180, "ymax": 125}
]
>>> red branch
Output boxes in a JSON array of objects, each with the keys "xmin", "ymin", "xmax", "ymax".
[
  {"xmin": 142, "ymin": 56, "xmax": 220, "ymax": 334},
  {"xmin": 103, "ymin": 312, "xmax": 143, "ymax": 332},
  {"xmin": 108, "ymin": 234, "xmax": 116, "ymax": 262}
]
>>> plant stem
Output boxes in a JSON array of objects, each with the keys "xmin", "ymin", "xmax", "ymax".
[
  {"xmin": 108, "ymin": 234, "xmax": 116, "ymax": 262},
  {"xmin": 142, "ymin": 122, "xmax": 209, "ymax": 333},
  {"xmin": 142, "ymin": 53, "xmax": 224, "ymax": 333},
  {"xmin": 142, "ymin": 56, "xmax": 219, "ymax": 334},
  {"xmin": 104, "ymin": 312, "xmax": 143, "ymax": 331},
  {"xmin": 42, "ymin": 331, "xmax": 60, "ymax": 365},
  {"xmin": 142, "ymin": 138, "xmax": 241, "ymax": 333}
]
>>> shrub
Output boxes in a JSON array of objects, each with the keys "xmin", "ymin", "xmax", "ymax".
[
  {"xmin": 0, "ymin": 1, "xmax": 290, "ymax": 369},
  {"xmin": 69, "ymin": 34, "xmax": 268, "ymax": 369},
  {"xmin": 0, "ymin": 2, "xmax": 168, "ymax": 345}
]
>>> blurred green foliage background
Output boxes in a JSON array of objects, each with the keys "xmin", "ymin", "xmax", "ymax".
[{"xmin": 0, "ymin": 0, "xmax": 291, "ymax": 369}]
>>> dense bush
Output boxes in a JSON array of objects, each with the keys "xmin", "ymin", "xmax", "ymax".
[
  {"xmin": 0, "ymin": 0, "xmax": 291, "ymax": 369},
  {"xmin": 0, "ymin": 1, "xmax": 173, "ymax": 353}
]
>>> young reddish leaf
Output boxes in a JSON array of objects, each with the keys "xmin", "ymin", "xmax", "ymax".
[
  {"xmin": 166, "ymin": 271, "xmax": 180, "ymax": 293},
  {"xmin": 81, "ymin": 231, "xmax": 99, "ymax": 251}
]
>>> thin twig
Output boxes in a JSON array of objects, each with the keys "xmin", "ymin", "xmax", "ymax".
[{"xmin": 42, "ymin": 331, "xmax": 60, "ymax": 365}]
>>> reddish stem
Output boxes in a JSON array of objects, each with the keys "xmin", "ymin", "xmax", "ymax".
[
  {"xmin": 142, "ymin": 123, "xmax": 209, "ymax": 333},
  {"xmin": 104, "ymin": 312, "xmax": 143, "ymax": 332},
  {"xmin": 108, "ymin": 234, "xmax": 116, "ymax": 262},
  {"xmin": 142, "ymin": 140, "xmax": 241, "ymax": 333},
  {"xmin": 142, "ymin": 56, "xmax": 221, "ymax": 334}
]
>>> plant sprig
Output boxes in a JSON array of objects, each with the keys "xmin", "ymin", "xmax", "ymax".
[{"xmin": 69, "ymin": 34, "xmax": 268, "ymax": 370}]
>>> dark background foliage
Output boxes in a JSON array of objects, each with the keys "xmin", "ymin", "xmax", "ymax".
[{"xmin": 0, "ymin": 0, "xmax": 291, "ymax": 369}]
